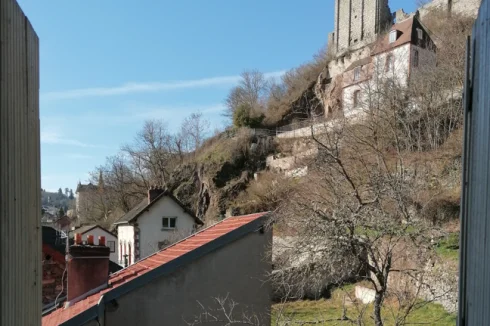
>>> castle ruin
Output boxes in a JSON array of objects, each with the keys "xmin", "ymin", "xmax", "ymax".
[
  {"xmin": 327, "ymin": 0, "xmax": 481, "ymax": 58},
  {"xmin": 329, "ymin": 0, "xmax": 392, "ymax": 56}
]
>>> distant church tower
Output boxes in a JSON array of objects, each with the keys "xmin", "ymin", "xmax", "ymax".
[{"xmin": 330, "ymin": 0, "xmax": 392, "ymax": 55}]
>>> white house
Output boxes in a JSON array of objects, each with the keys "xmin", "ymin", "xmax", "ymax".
[
  {"xmin": 114, "ymin": 187, "xmax": 203, "ymax": 266},
  {"xmin": 342, "ymin": 16, "xmax": 436, "ymax": 115},
  {"xmin": 71, "ymin": 225, "xmax": 119, "ymax": 264}
]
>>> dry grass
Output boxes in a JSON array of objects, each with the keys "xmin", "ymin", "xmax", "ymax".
[
  {"xmin": 234, "ymin": 171, "xmax": 297, "ymax": 215},
  {"xmin": 272, "ymin": 285, "xmax": 456, "ymax": 326}
]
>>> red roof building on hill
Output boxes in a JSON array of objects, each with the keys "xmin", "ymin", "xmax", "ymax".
[{"xmin": 43, "ymin": 212, "xmax": 272, "ymax": 326}]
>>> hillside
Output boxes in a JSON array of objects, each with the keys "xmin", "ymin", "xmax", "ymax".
[
  {"xmin": 77, "ymin": 4, "xmax": 475, "ymax": 324},
  {"xmin": 41, "ymin": 189, "xmax": 74, "ymax": 213}
]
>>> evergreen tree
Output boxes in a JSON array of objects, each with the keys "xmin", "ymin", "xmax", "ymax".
[
  {"xmin": 58, "ymin": 207, "xmax": 65, "ymax": 218},
  {"xmin": 69, "ymin": 189, "xmax": 74, "ymax": 200},
  {"xmin": 58, "ymin": 188, "xmax": 63, "ymax": 196}
]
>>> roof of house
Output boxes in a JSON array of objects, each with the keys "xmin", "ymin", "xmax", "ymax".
[
  {"xmin": 42, "ymin": 212, "xmax": 270, "ymax": 326},
  {"xmin": 75, "ymin": 183, "xmax": 97, "ymax": 193},
  {"xmin": 113, "ymin": 191, "xmax": 203, "ymax": 226},
  {"xmin": 70, "ymin": 225, "xmax": 116, "ymax": 238},
  {"xmin": 371, "ymin": 16, "xmax": 434, "ymax": 55}
]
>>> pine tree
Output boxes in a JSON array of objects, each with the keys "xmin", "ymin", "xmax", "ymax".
[{"xmin": 69, "ymin": 189, "xmax": 74, "ymax": 200}]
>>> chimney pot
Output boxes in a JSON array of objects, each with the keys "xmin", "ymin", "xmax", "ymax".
[
  {"xmin": 148, "ymin": 186, "xmax": 165, "ymax": 204},
  {"xmin": 99, "ymin": 236, "xmax": 106, "ymax": 246},
  {"xmin": 87, "ymin": 235, "xmax": 94, "ymax": 245},
  {"xmin": 75, "ymin": 233, "xmax": 82, "ymax": 245}
]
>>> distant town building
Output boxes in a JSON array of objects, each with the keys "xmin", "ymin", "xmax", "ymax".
[{"xmin": 75, "ymin": 182, "xmax": 97, "ymax": 217}]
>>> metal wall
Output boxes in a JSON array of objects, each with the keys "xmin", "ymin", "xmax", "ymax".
[
  {"xmin": 458, "ymin": 0, "xmax": 490, "ymax": 325},
  {"xmin": 0, "ymin": 0, "xmax": 41, "ymax": 325}
]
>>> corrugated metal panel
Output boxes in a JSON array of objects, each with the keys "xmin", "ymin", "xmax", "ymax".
[
  {"xmin": 459, "ymin": 0, "xmax": 490, "ymax": 325},
  {"xmin": 0, "ymin": 0, "xmax": 41, "ymax": 325}
]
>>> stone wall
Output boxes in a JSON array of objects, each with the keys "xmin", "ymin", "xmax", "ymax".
[
  {"xmin": 333, "ymin": 0, "xmax": 391, "ymax": 55},
  {"xmin": 419, "ymin": 0, "xmax": 481, "ymax": 18}
]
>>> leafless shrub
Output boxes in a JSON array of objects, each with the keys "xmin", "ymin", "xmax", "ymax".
[
  {"xmin": 184, "ymin": 294, "xmax": 265, "ymax": 326},
  {"xmin": 234, "ymin": 172, "xmax": 296, "ymax": 215},
  {"xmin": 265, "ymin": 45, "xmax": 330, "ymax": 126}
]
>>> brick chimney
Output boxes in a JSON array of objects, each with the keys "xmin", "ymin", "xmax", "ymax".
[
  {"xmin": 66, "ymin": 234, "xmax": 110, "ymax": 304},
  {"xmin": 148, "ymin": 186, "xmax": 165, "ymax": 204}
]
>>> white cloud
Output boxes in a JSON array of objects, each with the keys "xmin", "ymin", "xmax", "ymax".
[
  {"xmin": 41, "ymin": 130, "xmax": 102, "ymax": 148},
  {"xmin": 41, "ymin": 70, "xmax": 286, "ymax": 100},
  {"xmin": 128, "ymin": 104, "xmax": 226, "ymax": 121},
  {"xmin": 65, "ymin": 153, "xmax": 94, "ymax": 159}
]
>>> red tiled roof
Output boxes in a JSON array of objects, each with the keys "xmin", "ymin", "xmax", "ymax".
[
  {"xmin": 42, "ymin": 244, "xmax": 66, "ymax": 265},
  {"xmin": 42, "ymin": 212, "xmax": 269, "ymax": 326}
]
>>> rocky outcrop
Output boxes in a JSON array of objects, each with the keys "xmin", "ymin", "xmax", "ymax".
[
  {"xmin": 420, "ymin": 261, "xmax": 459, "ymax": 313},
  {"xmin": 419, "ymin": 0, "xmax": 481, "ymax": 18},
  {"xmin": 167, "ymin": 131, "xmax": 275, "ymax": 222},
  {"xmin": 271, "ymin": 236, "xmax": 366, "ymax": 301}
]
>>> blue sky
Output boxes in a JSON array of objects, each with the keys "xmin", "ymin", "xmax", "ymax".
[{"xmin": 17, "ymin": 0, "xmax": 416, "ymax": 192}]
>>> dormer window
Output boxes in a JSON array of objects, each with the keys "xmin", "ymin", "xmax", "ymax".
[{"xmin": 389, "ymin": 30, "xmax": 398, "ymax": 43}]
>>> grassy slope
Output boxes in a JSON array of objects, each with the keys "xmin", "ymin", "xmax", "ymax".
[
  {"xmin": 272, "ymin": 287, "xmax": 456, "ymax": 326},
  {"xmin": 435, "ymin": 232, "xmax": 460, "ymax": 261}
]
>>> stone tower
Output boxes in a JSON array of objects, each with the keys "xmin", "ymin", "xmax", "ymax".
[{"xmin": 331, "ymin": 0, "xmax": 392, "ymax": 55}]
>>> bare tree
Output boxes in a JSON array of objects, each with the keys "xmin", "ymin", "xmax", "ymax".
[
  {"xmin": 77, "ymin": 170, "xmax": 122, "ymax": 228},
  {"xmin": 272, "ymin": 34, "xmax": 457, "ymax": 323},
  {"xmin": 225, "ymin": 70, "xmax": 270, "ymax": 118},
  {"xmin": 181, "ymin": 112, "xmax": 211, "ymax": 152},
  {"xmin": 122, "ymin": 119, "xmax": 176, "ymax": 189}
]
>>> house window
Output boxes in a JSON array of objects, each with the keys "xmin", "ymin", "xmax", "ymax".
[
  {"xmin": 417, "ymin": 28, "xmax": 423, "ymax": 40},
  {"xmin": 413, "ymin": 50, "xmax": 419, "ymax": 67},
  {"xmin": 107, "ymin": 240, "xmax": 115, "ymax": 253},
  {"xmin": 162, "ymin": 217, "xmax": 177, "ymax": 229},
  {"xmin": 389, "ymin": 30, "xmax": 398, "ymax": 43},
  {"xmin": 385, "ymin": 54, "xmax": 394, "ymax": 72},
  {"xmin": 354, "ymin": 67, "xmax": 361, "ymax": 81},
  {"xmin": 353, "ymin": 90, "xmax": 361, "ymax": 108}
]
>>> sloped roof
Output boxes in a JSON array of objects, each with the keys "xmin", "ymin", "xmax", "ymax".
[
  {"xmin": 70, "ymin": 225, "xmax": 116, "ymax": 238},
  {"xmin": 371, "ymin": 16, "xmax": 435, "ymax": 55},
  {"xmin": 113, "ymin": 191, "xmax": 203, "ymax": 225},
  {"xmin": 42, "ymin": 212, "xmax": 270, "ymax": 326},
  {"xmin": 75, "ymin": 183, "xmax": 97, "ymax": 193}
]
